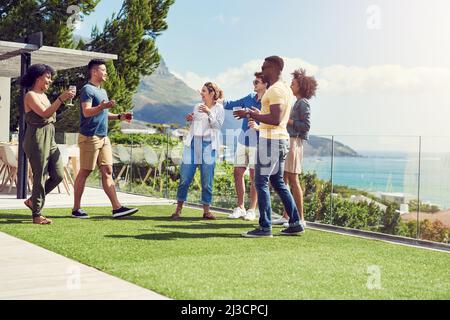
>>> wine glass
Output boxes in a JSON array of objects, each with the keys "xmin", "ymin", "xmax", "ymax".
[
  {"xmin": 233, "ymin": 107, "xmax": 243, "ymax": 119},
  {"xmin": 125, "ymin": 110, "xmax": 133, "ymax": 123},
  {"xmin": 66, "ymin": 85, "xmax": 77, "ymax": 107}
]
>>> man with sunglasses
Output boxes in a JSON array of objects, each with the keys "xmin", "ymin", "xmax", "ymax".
[{"xmin": 223, "ymin": 72, "xmax": 267, "ymax": 221}]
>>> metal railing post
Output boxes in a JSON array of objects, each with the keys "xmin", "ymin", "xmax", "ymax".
[
  {"xmin": 416, "ymin": 136, "xmax": 422, "ymax": 239},
  {"xmin": 330, "ymin": 135, "xmax": 335, "ymax": 220}
]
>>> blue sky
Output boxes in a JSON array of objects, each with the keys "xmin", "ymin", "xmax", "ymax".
[
  {"xmin": 75, "ymin": 0, "xmax": 450, "ymax": 151},
  {"xmin": 78, "ymin": 0, "xmax": 450, "ymax": 71}
]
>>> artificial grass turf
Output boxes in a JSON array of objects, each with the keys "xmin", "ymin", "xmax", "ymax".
[{"xmin": 0, "ymin": 205, "xmax": 449, "ymax": 300}]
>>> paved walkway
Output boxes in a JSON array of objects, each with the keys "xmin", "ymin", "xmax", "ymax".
[
  {"xmin": 0, "ymin": 186, "xmax": 174, "ymax": 210},
  {"xmin": 0, "ymin": 232, "xmax": 169, "ymax": 300},
  {"xmin": 0, "ymin": 188, "xmax": 174, "ymax": 300}
]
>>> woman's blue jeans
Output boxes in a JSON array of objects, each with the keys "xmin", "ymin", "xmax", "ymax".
[{"xmin": 176, "ymin": 138, "xmax": 216, "ymax": 205}]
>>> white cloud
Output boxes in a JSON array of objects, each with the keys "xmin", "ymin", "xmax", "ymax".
[
  {"xmin": 212, "ymin": 14, "xmax": 240, "ymax": 26},
  {"xmin": 174, "ymin": 57, "xmax": 450, "ymax": 98},
  {"xmin": 172, "ymin": 71, "xmax": 209, "ymax": 93},
  {"xmin": 173, "ymin": 58, "xmax": 317, "ymax": 98},
  {"xmin": 230, "ymin": 17, "xmax": 240, "ymax": 25},
  {"xmin": 317, "ymin": 65, "xmax": 450, "ymax": 94},
  {"xmin": 213, "ymin": 14, "xmax": 225, "ymax": 24},
  {"xmin": 172, "ymin": 57, "xmax": 450, "ymax": 141}
]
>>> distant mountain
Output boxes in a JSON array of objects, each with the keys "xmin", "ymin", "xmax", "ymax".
[
  {"xmin": 304, "ymin": 136, "xmax": 360, "ymax": 157},
  {"xmin": 133, "ymin": 58, "xmax": 240, "ymax": 131},
  {"xmin": 133, "ymin": 58, "xmax": 197, "ymax": 107}
]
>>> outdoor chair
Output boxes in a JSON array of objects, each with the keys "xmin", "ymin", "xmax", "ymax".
[
  {"xmin": 142, "ymin": 146, "xmax": 160, "ymax": 187},
  {"xmin": 0, "ymin": 146, "xmax": 9, "ymax": 190},
  {"xmin": 0, "ymin": 145, "xmax": 18, "ymax": 193},
  {"xmin": 114, "ymin": 145, "xmax": 132, "ymax": 184},
  {"xmin": 57, "ymin": 144, "xmax": 74, "ymax": 195}
]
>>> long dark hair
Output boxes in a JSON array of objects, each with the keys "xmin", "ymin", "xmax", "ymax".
[{"xmin": 20, "ymin": 64, "xmax": 55, "ymax": 89}]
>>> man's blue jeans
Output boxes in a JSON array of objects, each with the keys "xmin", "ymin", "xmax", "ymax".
[
  {"xmin": 255, "ymin": 138, "xmax": 301, "ymax": 231},
  {"xmin": 177, "ymin": 138, "xmax": 216, "ymax": 205}
]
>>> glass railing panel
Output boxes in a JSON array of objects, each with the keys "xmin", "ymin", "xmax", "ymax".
[
  {"xmin": 417, "ymin": 137, "xmax": 450, "ymax": 244},
  {"xmin": 331, "ymin": 135, "xmax": 420, "ymax": 237}
]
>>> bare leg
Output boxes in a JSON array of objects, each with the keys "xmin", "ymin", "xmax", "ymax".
[
  {"xmin": 286, "ymin": 172, "xmax": 304, "ymax": 223},
  {"xmin": 173, "ymin": 200, "xmax": 184, "ymax": 215},
  {"xmin": 249, "ymin": 168, "xmax": 257, "ymax": 210},
  {"xmin": 100, "ymin": 165, "xmax": 121, "ymax": 210},
  {"xmin": 281, "ymin": 172, "xmax": 290, "ymax": 219},
  {"xmin": 170, "ymin": 201, "xmax": 184, "ymax": 220},
  {"xmin": 73, "ymin": 169, "xmax": 92, "ymax": 211},
  {"xmin": 202, "ymin": 203, "xmax": 216, "ymax": 220},
  {"xmin": 234, "ymin": 167, "xmax": 247, "ymax": 209}
]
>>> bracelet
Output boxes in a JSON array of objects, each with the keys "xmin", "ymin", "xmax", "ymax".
[
  {"xmin": 58, "ymin": 97, "xmax": 64, "ymax": 104},
  {"xmin": 117, "ymin": 114, "xmax": 122, "ymax": 120}
]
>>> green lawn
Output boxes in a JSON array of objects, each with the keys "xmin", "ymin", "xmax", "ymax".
[{"xmin": 0, "ymin": 205, "xmax": 449, "ymax": 300}]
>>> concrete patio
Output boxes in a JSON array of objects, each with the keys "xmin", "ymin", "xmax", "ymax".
[
  {"xmin": 0, "ymin": 187, "xmax": 174, "ymax": 300},
  {"xmin": 0, "ymin": 186, "xmax": 174, "ymax": 210},
  {"xmin": 0, "ymin": 231, "xmax": 169, "ymax": 300}
]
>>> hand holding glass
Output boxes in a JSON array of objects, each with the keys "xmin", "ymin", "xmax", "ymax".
[
  {"xmin": 66, "ymin": 85, "xmax": 77, "ymax": 106},
  {"xmin": 186, "ymin": 113, "xmax": 194, "ymax": 122},
  {"xmin": 124, "ymin": 111, "xmax": 133, "ymax": 123},
  {"xmin": 233, "ymin": 107, "xmax": 248, "ymax": 119}
]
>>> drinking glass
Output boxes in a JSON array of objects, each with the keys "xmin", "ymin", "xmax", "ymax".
[
  {"xmin": 233, "ymin": 107, "xmax": 243, "ymax": 119},
  {"xmin": 66, "ymin": 85, "xmax": 77, "ymax": 106}
]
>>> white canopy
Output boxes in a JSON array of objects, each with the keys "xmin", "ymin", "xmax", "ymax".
[{"xmin": 0, "ymin": 40, "xmax": 117, "ymax": 78}]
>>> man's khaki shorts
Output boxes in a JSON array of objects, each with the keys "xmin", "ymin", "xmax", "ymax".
[
  {"xmin": 78, "ymin": 134, "xmax": 113, "ymax": 171},
  {"xmin": 284, "ymin": 137, "xmax": 303, "ymax": 174},
  {"xmin": 234, "ymin": 143, "xmax": 257, "ymax": 169}
]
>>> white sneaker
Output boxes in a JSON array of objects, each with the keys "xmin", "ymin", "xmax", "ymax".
[
  {"xmin": 273, "ymin": 217, "xmax": 289, "ymax": 225},
  {"xmin": 271, "ymin": 213, "xmax": 282, "ymax": 220},
  {"xmin": 228, "ymin": 207, "xmax": 246, "ymax": 219},
  {"xmin": 283, "ymin": 221, "xmax": 307, "ymax": 228},
  {"xmin": 244, "ymin": 209, "xmax": 257, "ymax": 221}
]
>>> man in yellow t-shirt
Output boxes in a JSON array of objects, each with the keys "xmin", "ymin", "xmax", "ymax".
[{"xmin": 234, "ymin": 56, "xmax": 305, "ymax": 237}]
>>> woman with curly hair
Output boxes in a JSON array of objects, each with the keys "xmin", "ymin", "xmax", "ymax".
[
  {"xmin": 21, "ymin": 64, "xmax": 75, "ymax": 225},
  {"xmin": 171, "ymin": 82, "xmax": 225, "ymax": 220},
  {"xmin": 273, "ymin": 69, "xmax": 317, "ymax": 227}
]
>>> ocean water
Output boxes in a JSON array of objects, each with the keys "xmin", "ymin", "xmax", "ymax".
[
  {"xmin": 303, "ymin": 152, "xmax": 450, "ymax": 209},
  {"xmin": 222, "ymin": 145, "xmax": 450, "ymax": 209}
]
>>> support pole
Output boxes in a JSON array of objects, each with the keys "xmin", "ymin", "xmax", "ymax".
[{"xmin": 17, "ymin": 53, "xmax": 31, "ymax": 199}]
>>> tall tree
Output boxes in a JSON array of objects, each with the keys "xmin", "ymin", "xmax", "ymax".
[
  {"xmin": 85, "ymin": 0, "xmax": 174, "ymax": 131},
  {"xmin": 1, "ymin": 0, "xmax": 101, "ymax": 131},
  {"xmin": 2, "ymin": 0, "xmax": 175, "ymax": 133},
  {"xmin": 0, "ymin": 0, "xmax": 99, "ymax": 47}
]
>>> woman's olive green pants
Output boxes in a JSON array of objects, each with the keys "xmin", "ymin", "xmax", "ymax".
[{"xmin": 23, "ymin": 124, "xmax": 64, "ymax": 217}]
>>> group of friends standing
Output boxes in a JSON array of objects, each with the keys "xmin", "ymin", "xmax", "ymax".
[
  {"xmin": 171, "ymin": 55, "xmax": 317, "ymax": 237},
  {"xmin": 20, "ymin": 55, "xmax": 317, "ymax": 238}
]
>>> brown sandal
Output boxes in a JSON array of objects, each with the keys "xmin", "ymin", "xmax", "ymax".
[
  {"xmin": 203, "ymin": 212, "xmax": 216, "ymax": 220},
  {"xmin": 170, "ymin": 212, "xmax": 181, "ymax": 220},
  {"xmin": 33, "ymin": 216, "xmax": 53, "ymax": 225},
  {"xmin": 24, "ymin": 198, "xmax": 32, "ymax": 211}
]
